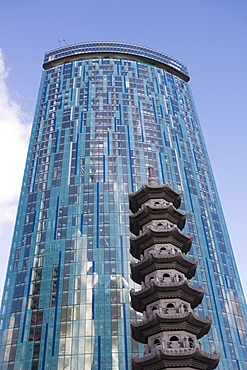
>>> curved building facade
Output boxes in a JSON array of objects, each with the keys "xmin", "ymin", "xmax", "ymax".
[{"xmin": 0, "ymin": 42, "xmax": 246, "ymax": 370}]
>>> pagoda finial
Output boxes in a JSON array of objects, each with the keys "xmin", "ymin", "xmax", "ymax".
[{"xmin": 148, "ymin": 166, "xmax": 158, "ymax": 186}]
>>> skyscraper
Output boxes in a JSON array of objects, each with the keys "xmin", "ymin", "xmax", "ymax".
[{"xmin": 0, "ymin": 42, "xmax": 246, "ymax": 370}]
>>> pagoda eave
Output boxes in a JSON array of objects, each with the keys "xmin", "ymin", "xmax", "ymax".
[
  {"xmin": 129, "ymin": 204, "xmax": 186, "ymax": 235},
  {"xmin": 129, "ymin": 183, "xmax": 182, "ymax": 213},
  {"xmin": 130, "ymin": 253, "xmax": 198, "ymax": 284},
  {"xmin": 130, "ymin": 227, "xmax": 192, "ymax": 259},
  {"xmin": 130, "ymin": 282, "xmax": 204, "ymax": 312},
  {"xmin": 131, "ymin": 348, "xmax": 220, "ymax": 370},
  {"xmin": 131, "ymin": 311, "xmax": 212, "ymax": 343}
]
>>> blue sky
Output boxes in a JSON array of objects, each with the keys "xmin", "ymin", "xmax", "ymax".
[{"xmin": 0, "ymin": 0, "xmax": 246, "ymax": 298}]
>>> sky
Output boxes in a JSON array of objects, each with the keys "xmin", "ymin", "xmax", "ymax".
[{"xmin": 0, "ymin": 0, "xmax": 246, "ymax": 300}]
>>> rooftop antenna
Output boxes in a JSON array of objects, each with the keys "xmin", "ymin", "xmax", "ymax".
[{"xmin": 58, "ymin": 38, "xmax": 67, "ymax": 48}]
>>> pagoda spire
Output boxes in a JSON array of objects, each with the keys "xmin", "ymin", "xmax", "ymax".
[
  {"xmin": 129, "ymin": 169, "xmax": 220, "ymax": 370},
  {"xmin": 147, "ymin": 165, "xmax": 158, "ymax": 186}
]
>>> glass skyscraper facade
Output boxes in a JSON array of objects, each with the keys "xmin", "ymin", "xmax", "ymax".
[{"xmin": 0, "ymin": 42, "xmax": 246, "ymax": 370}]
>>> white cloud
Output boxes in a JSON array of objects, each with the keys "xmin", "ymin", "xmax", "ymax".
[{"xmin": 0, "ymin": 49, "xmax": 31, "ymax": 231}]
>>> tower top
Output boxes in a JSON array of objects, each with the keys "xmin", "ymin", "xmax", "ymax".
[
  {"xmin": 129, "ymin": 177, "xmax": 182, "ymax": 213},
  {"xmin": 43, "ymin": 41, "xmax": 190, "ymax": 82}
]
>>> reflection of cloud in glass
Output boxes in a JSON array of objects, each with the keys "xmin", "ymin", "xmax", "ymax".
[{"xmin": 57, "ymin": 232, "xmax": 99, "ymax": 368}]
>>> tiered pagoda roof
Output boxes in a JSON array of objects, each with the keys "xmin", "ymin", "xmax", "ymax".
[
  {"xmin": 130, "ymin": 225, "xmax": 192, "ymax": 258},
  {"xmin": 130, "ymin": 251, "xmax": 198, "ymax": 284},
  {"xmin": 129, "ymin": 169, "xmax": 182, "ymax": 213},
  {"xmin": 128, "ymin": 167, "xmax": 220, "ymax": 369},
  {"xmin": 131, "ymin": 348, "xmax": 220, "ymax": 370},
  {"xmin": 131, "ymin": 311, "xmax": 212, "ymax": 342},
  {"xmin": 130, "ymin": 280, "xmax": 205, "ymax": 312},
  {"xmin": 129, "ymin": 203, "xmax": 186, "ymax": 235}
]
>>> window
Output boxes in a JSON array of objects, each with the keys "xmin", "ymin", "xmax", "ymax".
[
  {"xmin": 163, "ymin": 273, "xmax": 170, "ymax": 278},
  {"xmin": 170, "ymin": 336, "xmax": 179, "ymax": 342},
  {"xmin": 154, "ymin": 338, "xmax": 161, "ymax": 345},
  {"xmin": 166, "ymin": 303, "xmax": 174, "ymax": 308}
]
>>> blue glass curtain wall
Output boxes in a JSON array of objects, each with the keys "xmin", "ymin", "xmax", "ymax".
[{"xmin": 0, "ymin": 48, "xmax": 246, "ymax": 370}]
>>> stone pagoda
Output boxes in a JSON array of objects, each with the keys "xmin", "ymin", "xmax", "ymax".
[{"xmin": 129, "ymin": 167, "xmax": 220, "ymax": 370}]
